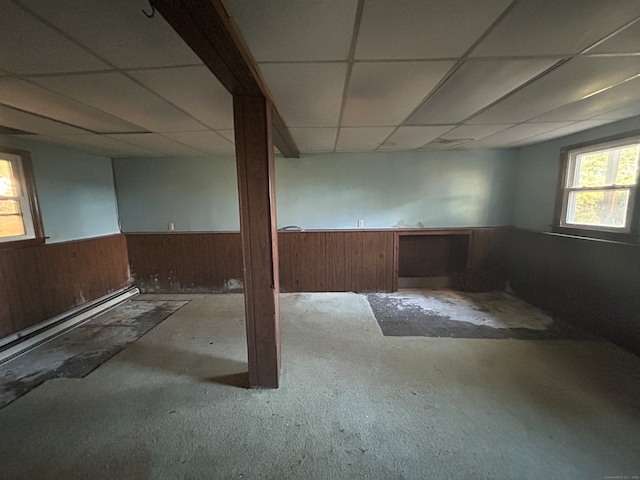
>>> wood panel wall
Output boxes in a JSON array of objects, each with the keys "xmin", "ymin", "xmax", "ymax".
[
  {"xmin": 0, "ymin": 234, "xmax": 130, "ymax": 339},
  {"xmin": 127, "ymin": 228, "xmax": 505, "ymax": 294},
  {"xmin": 466, "ymin": 227, "xmax": 509, "ymax": 291},
  {"xmin": 501, "ymin": 228, "xmax": 640, "ymax": 356},
  {"xmin": 398, "ymin": 234, "xmax": 469, "ymax": 278},
  {"xmin": 125, "ymin": 233, "xmax": 243, "ymax": 293},
  {"xmin": 278, "ymin": 231, "xmax": 395, "ymax": 292}
]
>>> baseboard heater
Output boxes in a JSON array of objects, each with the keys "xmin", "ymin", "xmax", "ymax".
[{"xmin": 0, "ymin": 286, "xmax": 140, "ymax": 365}]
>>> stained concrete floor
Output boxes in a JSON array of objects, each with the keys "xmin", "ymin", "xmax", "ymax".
[{"xmin": 1, "ymin": 292, "xmax": 639, "ymax": 480}]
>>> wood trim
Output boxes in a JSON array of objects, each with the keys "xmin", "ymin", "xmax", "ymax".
[
  {"xmin": 392, "ymin": 232, "xmax": 399, "ymax": 292},
  {"xmin": 150, "ymin": 0, "xmax": 299, "ymax": 158},
  {"xmin": 271, "ymin": 107, "xmax": 300, "ymax": 159},
  {"xmin": 0, "ymin": 234, "xmax": 130, "ymax": 339},
  {"xmin": 19, "ymin": 149, "xmax": 45, "ymax": 241},
  {"xmin": 396, "ymin": 228, "xmax": 473, "ymax": 236}
]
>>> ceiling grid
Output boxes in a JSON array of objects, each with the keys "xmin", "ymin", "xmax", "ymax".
[{"xmin": 0, "ymin": 0, "xmax": 639, "ymax": 156}]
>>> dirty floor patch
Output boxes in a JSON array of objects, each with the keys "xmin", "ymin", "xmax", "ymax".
[
  {"xmin": 366, "ymin": 290, "xmax": 595, "ymax": 339},
  {"xmin": 0, "ymin": 299, "xmax": 187, "ymax": 409}
]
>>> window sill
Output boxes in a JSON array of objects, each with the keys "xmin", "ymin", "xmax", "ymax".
[
  {"xmin": 550, "ymin": 225, "xmax": 639, "ymax": 245},
  {"xmin": 0, "ymin": 237, "xmax": 46, "ymax": 251}
]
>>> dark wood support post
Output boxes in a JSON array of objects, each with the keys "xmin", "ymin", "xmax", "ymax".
[{"xmin": 234, "ymin": 94, "xmax": 280, "ymax": 389}]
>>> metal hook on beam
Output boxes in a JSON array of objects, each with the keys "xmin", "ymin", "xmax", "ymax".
[{"xmin": 142, "ymin": 3, "xmax": 155, "ymax": 18}]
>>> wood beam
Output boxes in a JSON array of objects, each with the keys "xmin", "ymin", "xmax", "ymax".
[
  {"xmin": 150, "ymin": 0, "xmax": 299, "ymax": 158},
  {"xmin": 233, "ymin": 94, "xmax": 281, "ymax": 388}
]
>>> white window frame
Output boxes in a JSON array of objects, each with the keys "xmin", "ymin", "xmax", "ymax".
[
  {"xmin": 559, "ymin": 135, "xmax": 640, "ymax": 235},
  {"xmin": 0, "ymin": 149, "xmax": 39, "ymax": 244}
]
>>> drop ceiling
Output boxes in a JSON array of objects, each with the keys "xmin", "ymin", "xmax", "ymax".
[{"xmin": 0, "ymin": 0, "xmax": 639, "ymax": 157}]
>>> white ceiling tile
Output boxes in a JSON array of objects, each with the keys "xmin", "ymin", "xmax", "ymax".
[
  {"xmin": 107, "ymin": 133, "xmax": 203, "ymax": 156},
  {"xmin": 469, "ymin": 57, "xmax": 640, "ymax": 124},
  {"xmin": 222, "ymin": 0, "xmax": 357, "ymax": 61},
  {"xmin": 21, "ymin": 0, "xmax": 202, "ymax": 69},
  {"xmin": 471, "ymin": 0, "xmax": 640, "ymax": 57},
  {"xmin": 511, "ymin": 120, "xmax": 614, "ymax": 146},
  {"xmin": 465, "ymin": 122, "xmax": 574, "ymax": 148},
  {"xmin": 356, "ymin": 0, "xmax": 511, "ymax": 60},
  {"xmin": 129, "ymin": 66, "xmax": 233, "ymax": 130},
  {"xmin": 420, "ymin": 124, "xmax": 514, "ymax": 149},
  {"xmin": 531, "ymin": 76, "xmax": 640, "ymax": 122},
  {"xmin": 0, "ymin": 0, "xmax": 109, "ymax": 74},
  {"xmin": 586, "ymin": 18, "xmax": 640, "ymax": 54},
  {"xmin": 0, "ymin": 77, "xmax": 145, "ymax": 133},
  {"xmin": 342, "ymin": 61, "xmax": 454, "ymax": 127},
  {"xmin": 441, "ymin": 124, "xmax": 513, "ymax": 142},
  {"xmin": 30, "ymin": 73, "xmax": 205, "ymax": 132},
  {"xmin": 259, "ymin": 63, "xmax": 347, "ymax": 127},
  {"xmin": 31, "ymin": 134, "xmax": 158, "ymax": 156},
  {"xmin": 0, "ymin": 105, "xmax": 87, "ymax": 135},
  {"xmin": 591, "ymin": 104, "xmax": 640, "ymax": 121},
  {"xmin": 407, "ymin": 59, "xmax": 558, "ymax": 125},
  {"xmin": 217, "ymin": 130, "xmax": 235, "ymax": 144},
  {"xmin": 289, "ymin": 128, "xmax": 338, "ymax": 152},
  {"xmin": 335, "ymin": 127, "xmax": 395, "ymax": 151},
  {"xmin": 162, "ymin": 131, "xmax": 235, "ymax": 155},
  {"xmin": 378, "ymin": 126, "xmax": 452, "ymax": 150}
]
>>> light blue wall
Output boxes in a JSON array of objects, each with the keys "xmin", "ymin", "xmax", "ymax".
[
  {"xmin": 113, "ymin": 156, "xmax": 240, "ymax": 232},
  {"xmin": 0, "ymin": 136, "xmax": 120, "ymax": 243},
  {"xmin": 276, "ymin": 150, "xmax": 516, "ymax": 229},
  {"xmin": 513, "ymin": 115, "xmax": 640, "ymax": 231},
  {"xmin": 113, "ymin": 149, "xmax": 517, "ymax": 232}
]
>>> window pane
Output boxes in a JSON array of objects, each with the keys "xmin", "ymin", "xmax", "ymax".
[
  {"xmin": 0, "ymin": 159, "xmax": 17, "ymax": 196},
  {"xmin": 0, "ymin": 199, "xmax": 26, "ymax": 237},
  {"xmin": 574, "ymin": 151, "xmax": 609, "ymax": 187},
  {"xmin": 615, "ymin": 145, "xmax": 640, "ymax": 185},
  {"xmin": 566, "ymin": 189, "xmax": 629, "ymax": 228}
]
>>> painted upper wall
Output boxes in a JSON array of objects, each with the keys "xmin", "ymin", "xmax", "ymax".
[
  {"xmin": 0, "ymin": 136, "xmax": 120, "ymax": 243},
  {"xmin": 113, "ymin": 149, "xmax": 517, "ymax": 232},
  {"xmin": 513, "ymin": 115, "xmax": 640, "ymax": 231},
  {"xmin": 276, "ymin": 150, "xmax": 516, "ymax": 229},
  {"xmin": 113, "ymin": 156, "xmax": 240, "ymax": 232}
]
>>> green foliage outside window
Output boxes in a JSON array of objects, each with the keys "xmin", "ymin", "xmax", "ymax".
[{"xmin": 567, "ymin": 145, "xmax": 639, "ymax": 228}]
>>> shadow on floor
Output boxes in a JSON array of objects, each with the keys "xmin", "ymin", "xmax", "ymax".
[
  {"xmin": 208, "ymin": 372, "xmax": 250, "ymax": 388},
  {"xmin": 115, "ymin": 342, "xmax": 250, "ymax": 390}
]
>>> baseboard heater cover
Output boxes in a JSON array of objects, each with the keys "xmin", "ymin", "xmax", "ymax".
[{"xmin": 0, "ymin": 286, "xmax": 140, "ymax": 365}]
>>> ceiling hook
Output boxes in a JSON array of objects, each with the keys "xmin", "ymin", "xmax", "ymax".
[{"xmin": 142, "ymin": 3, "xmax": 155, "ymax": 18}]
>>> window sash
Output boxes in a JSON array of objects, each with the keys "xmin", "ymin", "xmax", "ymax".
[
  {"xmin": 0, "ymin": 153, "xmax": 35, "ymax": 242},
  {"xmin": 564, "ymin": 187, "xmax": 634, "ymax": 229},
  {"xmin": 559, "ymin": 137, "xmax": 640, "ymax": 234}
]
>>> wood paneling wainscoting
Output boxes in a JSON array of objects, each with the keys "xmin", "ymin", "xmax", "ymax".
[
  {"xmin": 278, "ymin": 230, "xmax": 395, "ymax": 292},
  {"xmin": 126, "ymin": 233, "xmax": 243, "ymax": 293},
  {"xmin": 0, "ymin": 234, "xmax": 130, "ymax": 339},
  {"xmin": 502, "ymin": 228, "xmax": 640, "ymax": 356},
  {"xmin": 127, "ymin": 228, "xmax": 507, "ymax": 294}
]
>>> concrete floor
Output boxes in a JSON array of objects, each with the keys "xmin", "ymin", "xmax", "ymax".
[{"xmin": 1, "ymin": 292, "xmax": 639, "ymax": 479}]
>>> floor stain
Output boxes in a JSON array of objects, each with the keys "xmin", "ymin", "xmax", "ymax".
[
  {"xmin": 0, "ymin": 300, "xmax": 187, "ymax": 409},
  {"xmin": 366, "ymin": 290, "xmax": 596, "ymax": 340}
]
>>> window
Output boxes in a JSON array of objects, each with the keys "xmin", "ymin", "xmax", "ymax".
[
  {"xmin": 0, "ymin": 148, "xmax": 43, "ymax": 246},
  {"xmin": 557, "ymin": 135, "xmax": 640, "ymax": 238}
]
